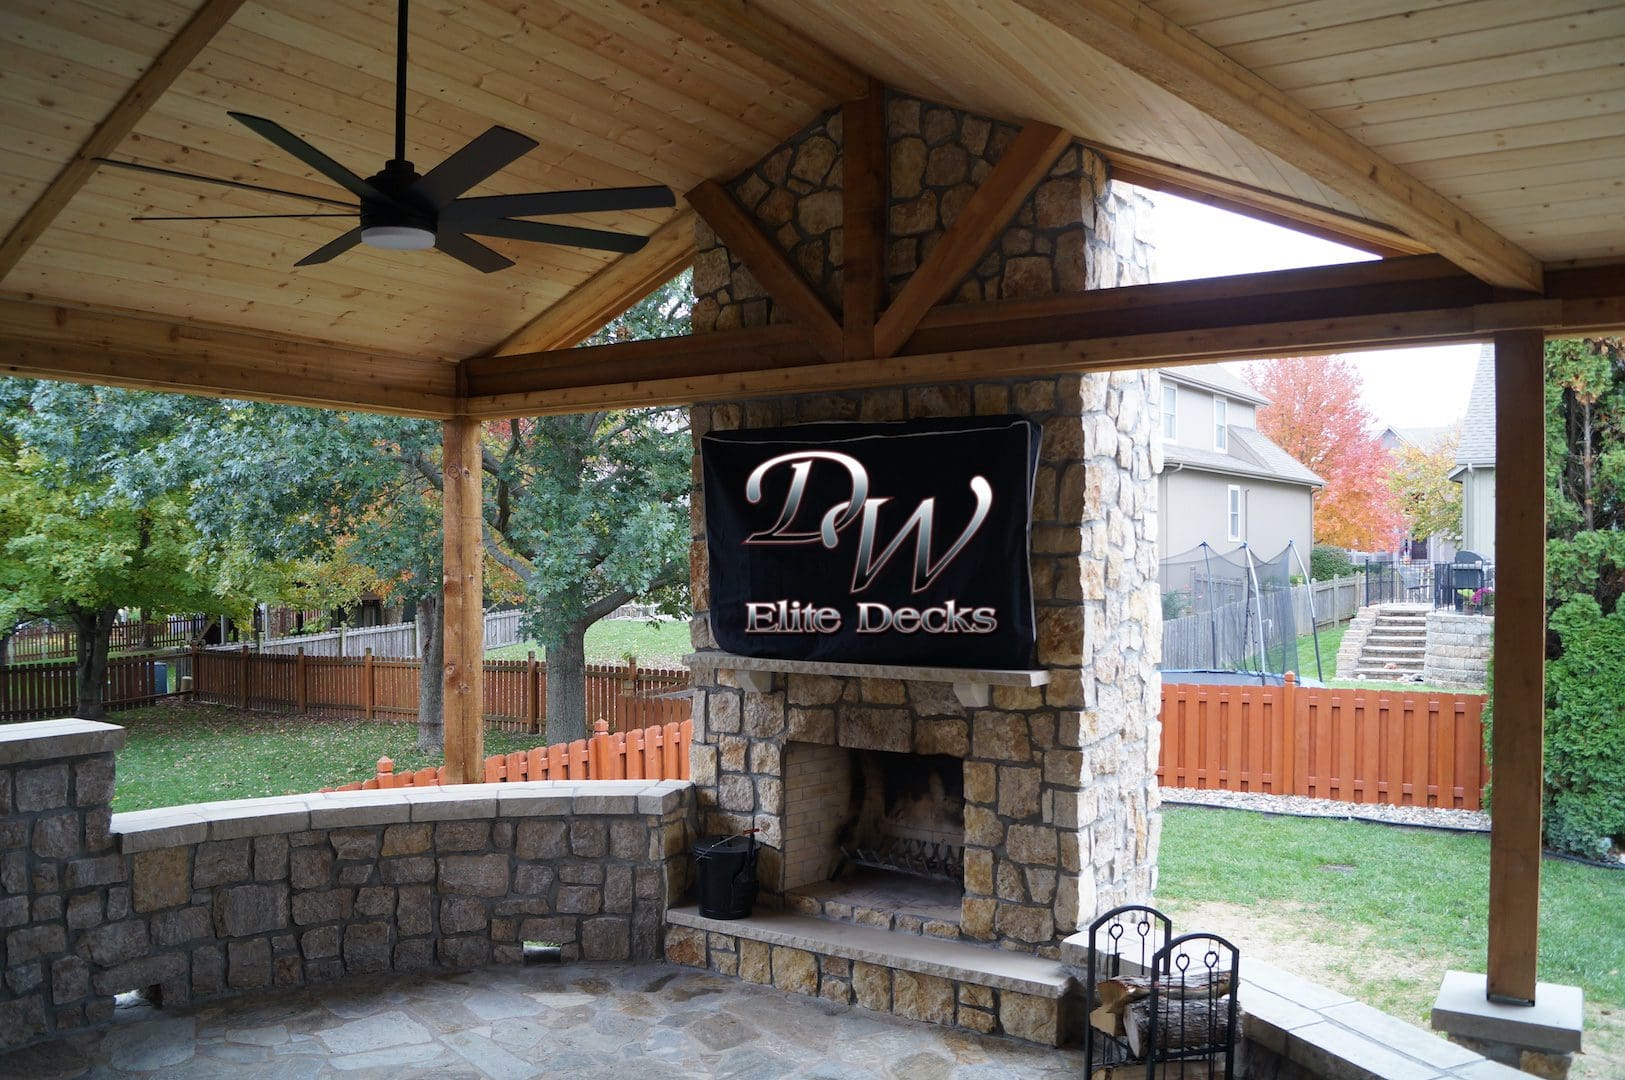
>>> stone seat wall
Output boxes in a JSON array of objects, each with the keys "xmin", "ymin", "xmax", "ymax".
[{"xmin": 0, "ymin": 719, "xmax": 696, "ymax": 1052}]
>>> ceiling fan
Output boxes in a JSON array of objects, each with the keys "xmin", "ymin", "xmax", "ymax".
[{"xmin": 95, "ymin": 0, "xmax": 675, "ymax": 273}]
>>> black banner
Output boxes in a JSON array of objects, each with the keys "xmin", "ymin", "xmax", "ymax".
[{"xmin": 702, "ymin": 416, "xmax": 1041, "ymax": 669}]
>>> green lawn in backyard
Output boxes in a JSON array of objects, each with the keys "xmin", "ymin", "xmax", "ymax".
[
  {"xmin": 1159, "ymin": 806, "xmax": 1625, "ymax": 1076},
  {"xmin": 105, "ymin": 702, "xmax": 548, "ymax": 812},
  {"xmin": 487, "ymin": 617, "xmax": 691, "ymax": 668}
]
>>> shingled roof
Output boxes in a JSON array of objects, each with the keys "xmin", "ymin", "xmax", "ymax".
[{"xmin": 1452, "ymin": 344, "xmax": 1497, "ymax": 475}]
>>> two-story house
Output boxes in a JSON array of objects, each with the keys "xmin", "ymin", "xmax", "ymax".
[{"xmin": 1156, "ymin": 364, "xmax": 1324, "ymax": 560}]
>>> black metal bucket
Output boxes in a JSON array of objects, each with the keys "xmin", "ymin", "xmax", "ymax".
[{"xmin": 693, "ymin": 832, "xmax": 758, "ymax": 920}]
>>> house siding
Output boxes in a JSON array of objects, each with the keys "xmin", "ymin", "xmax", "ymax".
[
  {"xmin": 1158, "ymin": 468, "xmax": 1314, "ymax": 559},
  {"xmin": 1458, "ymin": 467, "xmax": 1496, "ymax": 561}
]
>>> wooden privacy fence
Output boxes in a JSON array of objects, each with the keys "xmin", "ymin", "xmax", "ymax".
[
  {"xmin": 0, "ymin": 653, "xmax": 185, "ymax": 723},
  {"xmin": 191, "ymin": 648, "xmax": 690, "ymax": 734},
  {"xmin": 6, "ymin": 616, "xmax": 201, "ymax": 663},
  {"xmin": 1161, "ymin": 573, "xmax": 1364, "ymax": 672},
  {"xmin": 1159, "ymin": 674, "xmax": 1489, "ymax": 809},
  {"xmin": 323, "ymin": 717, "xmax": 694, "ymax": 792}
]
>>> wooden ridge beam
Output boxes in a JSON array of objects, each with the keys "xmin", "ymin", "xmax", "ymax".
[
  {"xmin": 874, "ymin": 121, "xmax": 1072, "ymax": 359},
  {"xmin": 488, "ymin": 211, "xmax": 696, "ymax": 357},
  {"xmin": 458, "ymin": 257, "xmax": 1625, "ymax": 417},
  {"xmin": 686, "ymin": 179, "xmax": 845, "ymax": 364},
  {"xmin": 0, "ymin": 298, "xmax": 455, "ymax": 417},
  {"xmin": 1010, "ymin": 0, "xmax": 1542, "ymax": 292},
  {"xmin": 0, "ymin": 0, "xmax": 247, "ymax": 282},
  {"xmin": 842, "ymin": 80, "xmax": 888, "ymax": 362}
]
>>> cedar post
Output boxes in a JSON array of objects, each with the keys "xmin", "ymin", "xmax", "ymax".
[
  {"xmin": 1486, "ymin": 329, "xmax": 1546, "ymax": 1005},
  {"xmin": 526, "ymin": 651, "xmax": 539, "ymax": 734},
  {"xmin": 295, "ymin": 647, "xmax": 307, "ymax": 714},
  {"xmin": 239, "ymin": 644, "xmax": 250, "ymax": 710},
  {"xmin": 442, "ymin": 416, "xmax": 485, "ymax": 784},
  {"xmin": 363, "ymin": 648, "xmax": 375, "ymax": 720},
  {"xmin": 1279, "ymin": 670, "xmax": 1298, "ymax": 795}
]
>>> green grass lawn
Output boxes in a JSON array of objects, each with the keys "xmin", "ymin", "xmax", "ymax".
[
  {"xmin": 104, "ymin": 702, "xmax": 548, "ymax": 812},
  {"xmin": 487, "ymin": 617, "xmax": 691, "ymax": 668},
  {"xmin": 1159, "ymin": 806, "xmax": 1625, "ymax": 1076}
]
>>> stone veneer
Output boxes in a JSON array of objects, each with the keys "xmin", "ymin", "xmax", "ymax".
[
  {"xmin": 0, "ymin": 719, "xmax": 695, "ymax": 1052},
  {"xmin": 684, "ymin": 87, "xmax": 1160, "ymax": 963}
]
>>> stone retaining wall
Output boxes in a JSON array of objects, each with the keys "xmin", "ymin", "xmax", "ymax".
[
  {"xmin": 1423, "ymin": 612, "xmax": 1493, "ymax": 690},
  {"xmin": 0, "ymin": 719, "xmax": 695, "ymax": 1052}
]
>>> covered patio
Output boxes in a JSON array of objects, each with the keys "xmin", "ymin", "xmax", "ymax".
[{"xmin": 3, "ymin": 0, "xmax": 1623, "ymax": 1073}]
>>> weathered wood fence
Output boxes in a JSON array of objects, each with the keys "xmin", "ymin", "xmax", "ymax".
[
  {"xmin": 0, "ymin": 653, "xmax": 186, "ymax": 723},
  {"xmin": 1158, "ymin": 674, "xmax": 1489, "ymax": 809},
  {"xmin": 5, "ymin": 617, "xmax": 201, "ymax": 663},
  {"xmin": 1161, "ymin": 573, "xmax": 1364, "ymax": 672},
  {"xmin": 219, "ymin": 608, "xmax": 526, "ymax": 660},
  {"xmin": 190, "ymin": 648, "xmax": 690, "ymax": 734},
  {"xmin": 323, "ymin": 717, "xmax": 694, "ymax": 791}
]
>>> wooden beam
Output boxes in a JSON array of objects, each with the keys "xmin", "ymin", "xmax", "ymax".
[
  {"xmin": 1486, "ymin": 328, "xmax": 1546, "ymax": 1005},
  {"xmin": 873, "ymin": 122, "xmax": 1072, "ymax": 358},
  {"xmin": 0, "ymin": 0, "xmax": 247, "ymax": 282},
  {"xmin": 1104, "ymin": 153, "xmax": 1428, "ymax": 259},
  {"xmin": 1010, "ymin": 0, "xmax": 1543, "ymax": 292},
  {"xmin": 0, "ymin": 298, "xmax": 455, "ymax": 417},
  {"xmin": 488, "ymin": 212, "xmax": 696, "ymax": 357},
  {"xmin": 459, "ymin": 258, "xmax": 1625, "ymax": 417},
  {"xmin": 441, "ymin": 416, "xmax": 485, "ymax": 785},
  {"xmin": 686, "ymin": 179, "xmax": 845, "ymax": 363},
  {"xmin": 658, "ymin": 0, "xmax": 868, "ymax": 104},
  {"xmin": 842, "ymin": 79, "xmax": 888, "ymax": 362}
]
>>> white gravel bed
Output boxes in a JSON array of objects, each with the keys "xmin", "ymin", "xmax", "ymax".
[{"xmin": 1160, "ymin": 786, "xmax": 1491, "ymax": 832}]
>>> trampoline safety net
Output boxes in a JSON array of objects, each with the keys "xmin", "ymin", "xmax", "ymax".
[{"xmin": 1159, "ymin": 541, "xmax": 1322, "ymax": 680}]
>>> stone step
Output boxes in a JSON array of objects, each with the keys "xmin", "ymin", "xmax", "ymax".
[
  {"xmin": 1362, "ymin": 644, "xmax": 1426, "ymax": 656},
  {"xmin": 1353, "ymin": 667, "xmax": 1425, "ymax": 679},
  {"xmin": 1365, "ymin": 635, "xmax": 1426, "ymax": 646}
]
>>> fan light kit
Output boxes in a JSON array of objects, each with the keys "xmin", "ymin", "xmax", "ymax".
[{"xmin": 97, "ymin": 0, "xmax": 674, "ymax": 272}]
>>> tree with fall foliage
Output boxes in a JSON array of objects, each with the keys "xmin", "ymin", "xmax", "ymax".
[
  {"xmin": 1386, "ymin": 429, "xmax": 1462, "ymax": 548},
  {"xmin": 1243, "ymin": 355, "xmax": 1406, "ymax": 551}
]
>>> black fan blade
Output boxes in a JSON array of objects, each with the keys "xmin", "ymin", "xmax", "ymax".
[
  {"xmin": 441, "ymin": 185, "xmax": 676, "ymax": 225},
  {"xmin": 294, "ymin": 227, "xmax": 365, "ymax": 267},
  {"xmin": 133, "ymin": 213, "xmax": 359, "ymax": 221},
  {"xmin": 434, "ymin": 231, "xmax": 513, "ymax": 273},
  {"xmin": 462, "ymin": 218, "xmax": 648, "ymax": 254},
  {"xmin": 413, "ymin": 126, "xmax": 539, "ymax": 208},
  {"xmin": 94, "ymin": 158, "xmax": 357, "ymax": 209},
  {"xmin": 229, "ymin": 113, "xmax": 388, "ymax": 204}
]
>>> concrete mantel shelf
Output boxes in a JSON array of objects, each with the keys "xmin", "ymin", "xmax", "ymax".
[{"xmin": 684, "ymin": 652, "xmax": 1049, "ymax": 708}]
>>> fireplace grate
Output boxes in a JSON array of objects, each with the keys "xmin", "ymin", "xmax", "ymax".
[{"xmin": 837, "ymin": 838, "xmax": 962, "ymax": 883}]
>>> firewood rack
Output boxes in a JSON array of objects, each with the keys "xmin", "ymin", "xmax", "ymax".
[{"xmin": 1082, "ymin": 904, "xmax": 1241, "ymax": 1079}]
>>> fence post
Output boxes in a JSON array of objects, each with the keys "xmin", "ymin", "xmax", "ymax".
[
  {"xmin": 363, "ymin": 649, "xmax": 375, "ymax": 720},
  {"xmin": 295, "ymin": 648, "xmax": 307, "ymax": 714},
  {"xmin": 1280, "ymin": 671, "xmax": 1299, "ymax": 795},
  {"xmin": 526, "ymin": 651, "xmax": 539, "ymax": 734},
  {"xmin": 239, "ymin": 645, "xmax": 250, "ymax": 710}
]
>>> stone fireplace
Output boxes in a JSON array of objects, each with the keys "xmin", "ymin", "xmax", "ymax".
[{"xmin": 671, "ymin": 87, "xmax": 1162, "ymax": 1042}]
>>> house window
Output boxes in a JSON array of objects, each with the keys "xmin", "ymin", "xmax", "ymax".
[
  {"xmin": 1214, "ymin": 397, "xmax": 1229, "ymax": 451},
  {"xmin": 1227, "ymin": 485, "xmax": 1242, "ymax": 541},
  {"xmin": 1161, "ymin": 382, "xmax": 1177, "ymax": 440}
]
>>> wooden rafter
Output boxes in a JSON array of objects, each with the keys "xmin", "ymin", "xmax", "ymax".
[
  {"xmin": 873, "ymin": 122, "xmax": 1072, "ymax": 359},
  {"xmin": 0, "ymin": 0, "xmax": 247, "ymax": 282},
  {"xmin": 686, "ymin": 179, "xmax": 845, "ymax": 364},
  {"xmin": 486, "ymin": 212, "xmax": 697, "ymax": 357},
  {"xmin": 841, "ymin": 80, "xmax": 888, "ymax": 362},
  {"xmin": 459, "ymin": 258, "xmax": 1625, "ymax": 417},
  {"xmin": 0, "ymin": 299, "xmax": 455, "ymax": 418},
  {"xmin": 1010, "ymin": 0, "xmax": 1543, "ymax": 292}
]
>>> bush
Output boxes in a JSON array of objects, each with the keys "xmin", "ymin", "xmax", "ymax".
[
  {"xmin": 1543, "ymin": 596, "xmax": 1625, "ymax": 856},
  {"xmin": 1161, "ymin": 589, "xmax": 1191, "ymax": 620},
  {"xmin": 1310, "ymin": 545, "xmax": 1355, "ymax": 581}
]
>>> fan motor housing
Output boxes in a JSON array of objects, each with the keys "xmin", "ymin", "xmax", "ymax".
[{"xmin": 360, "ymin": 159, "xmax": 436, "ymax": 232}]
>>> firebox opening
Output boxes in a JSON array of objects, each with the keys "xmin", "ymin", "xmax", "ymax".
[{"xmin": 836, "ymin": 749, "xmax": 964, "ymax": 885}]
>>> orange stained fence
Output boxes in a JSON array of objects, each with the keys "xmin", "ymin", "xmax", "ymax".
[
  {"xmin": 1158, "ymin": 674, "xmax": 1489, "ymax": 810},
  {"xmin": 321, "ymin": 717, "xmax": 693, "ymax": 792}
]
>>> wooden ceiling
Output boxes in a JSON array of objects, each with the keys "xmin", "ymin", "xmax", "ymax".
[{"xmin": 1, "ymin": 0, "xmax": 1622, "ymax": 383}]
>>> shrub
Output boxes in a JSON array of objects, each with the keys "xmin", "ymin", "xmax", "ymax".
[
  {"xmin": 1161, "ymin": 589, "xmax": 1191, "ymax": 620},
  {"xmin": 1310, "ymin": 545, "xmax": 1355, "ymax": 581},
  {"xmin": 1543, "ymin": 596, "xmax": 1625, "ymax": 856}
]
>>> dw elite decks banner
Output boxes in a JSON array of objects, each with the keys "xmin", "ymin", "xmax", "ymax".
[{"xmin": 702, "ymin": 417, "xmax": 1041, "ymax": 669}]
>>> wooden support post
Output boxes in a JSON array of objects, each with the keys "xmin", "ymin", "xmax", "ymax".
[
  {"xmin": 842, "ymin": 79, "xmax": 887, "ymax": 362},
  {"xmin": 442, "ymin": 416, "xmax": 485, "ymax": 784},
  {"xmin": 295, "ymin": 648, "xmax": 307, "ymax": 714},
  {"xmin": 1487, "ymin": 328, "xmax": 1546, "ymax": 1005},
  {"xmin": 363, "ymin": 648, "xmax": 375, "ymax": 720}
]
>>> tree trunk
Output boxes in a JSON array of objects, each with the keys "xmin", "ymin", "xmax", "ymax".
[
  {"xmin": 545, "ymin": 621, "xmax": 590, "ymax": 744},
  {"xmin": 72, "ymin": 605, "xmax": 117, "ymax": 720},
  {"xmin": 416, "ymin": 594, "xmax": 444, "ymax": 753}
]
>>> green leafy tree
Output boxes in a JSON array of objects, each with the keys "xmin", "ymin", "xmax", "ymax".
[{"xmin": 1386, "ymin": 429, "xmax": 1462, "ymax": 546}]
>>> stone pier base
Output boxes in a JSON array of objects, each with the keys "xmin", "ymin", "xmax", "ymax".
[{"xmin": 1431, "ymin": 970, "xmax": 1583, "ymax": 1078}]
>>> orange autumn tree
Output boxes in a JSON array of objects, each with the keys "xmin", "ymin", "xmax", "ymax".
[{"xmin": 1243, "ymin": 355, "xmax": 1406, "ymax": 551}]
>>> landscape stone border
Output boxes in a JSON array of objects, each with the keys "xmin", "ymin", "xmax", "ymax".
[{"xmin": 0, "ymin": 719, "xmax": 696, "ymax": 1052}]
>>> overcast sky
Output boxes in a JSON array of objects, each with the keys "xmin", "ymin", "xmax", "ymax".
[{"xmin": 1144, "ymin": 191, "xmax": 1479, "ymax": 432}]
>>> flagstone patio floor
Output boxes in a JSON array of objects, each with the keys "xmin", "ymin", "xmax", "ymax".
[{"xmin": 1, "ymin": 961, "xmax": 1088, "ymax": 1079}]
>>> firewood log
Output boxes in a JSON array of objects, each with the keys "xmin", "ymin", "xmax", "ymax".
[
  {"xmin": 1097, "ymin": 972, "xmax": 1234, "ymax": 1013},
  {"xmin": 1089, "ymin": 1004, "xmax": 1126, "ymax": 1036},
  {"xmin": 1124, "ymin": 998, "xmax": 1232, "ymax": 1058}
]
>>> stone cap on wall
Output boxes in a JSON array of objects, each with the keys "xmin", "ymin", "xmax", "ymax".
[
  {"xmin": 111, "ymin": 779, "xmax": 694, "ymax": 853},
  {"xmin": 0, "ymin": 717, "xmax": 126, "ymax": 764},
  {"xmin": 686, "ymin": 651, "xmax": 1049, "ymax": 707}
]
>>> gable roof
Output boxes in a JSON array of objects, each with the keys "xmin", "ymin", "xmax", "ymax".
[
  {"xmin": 1452, "ymin": 344, "xmax": 1497, "ymax": 475},
  {"xmin": 1159, "ymin": 364, "xmax": 1270, "ymax": 407},
  {"xmin": 1163, "ymin": 425, "xmax": 1323, "ymax": 489}
]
